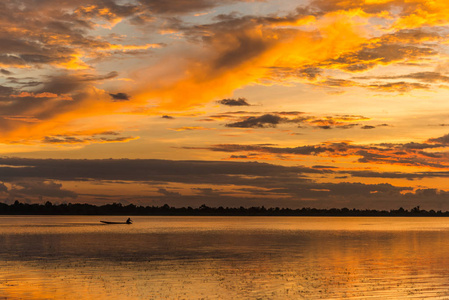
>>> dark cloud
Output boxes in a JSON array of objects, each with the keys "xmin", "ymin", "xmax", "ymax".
[
  {"xmin": 208, "ymin": 111, "xmax": 261, "ymax": 120},
  {"xmin": 375, "ymin": 142, "xmax": 439, "ymax": 151},
  {"xmin": 428, "ymin": 133, "xmax": 449, "ymax": 145},
  {"xmin": 5, "ymin": 77, "xmax": 41, "ymax": 88},
  {"xmin": 366, "ymin": 81, "xmax": 430, "ymax": 93},
  {"xmin": 0, "ymin": 85, "xmax": 14, "ymax": 96},
  {"xmin": 80, "ymin": 72, "xmax": 119, "ymax": 82},
  {"xmin": 356, "ymin": 151, "xmax": 400, "ymax": 162},
  {"xmin": 316, "ymin": 78, "xmax": 356, "ymax": 87},
  {"xmin": 0, "ymin": 157, "xmax": 413, "ymax": 205},
  {"xmin": 175, "ymin": 14, "xmax": 281, "ymax": 72},
  {"xmin": 162, "ymin": 115, "xmax": 174, "ymax": 119},
  {"xmin": 355, "ymin": 72, "xmax": 449, "ymax": 83},
  {"xmin": 42, "ymin": 135, "xmax": 136, "ymax": 144},
  {"xmin": 267, "ymin": 66, "xmax": 322, "ymax": 80},
  {"xmin": 275, "ymin": 111, "xmax": 305, "ymax": 116},
  {"xmin": 306, "ymin": 0, "xmax": 441, "ymax": 20},
  {"xmin": 418, "ymin": 151, "xmax": 442, "ymax": 158},
  {"xmin": 379, "ymin": 29, "xmax": 443, "ymax": 44},
  {"xmin": 317, "ymin": 77, "xmax": 432, "ymax": 93},
  {"xmin": 0, "ymin": 0, "xmax": 164, "ymax": 137},
  {"xmin": 217, "ymin": 97, "xmax": 251, "ymax": 106},
  {"xmin": 74, "ymin": 1, "xmax": 138, "ymax": 20},
  {"xmin": 213, "ymin": 31, "xmax": 271, "ymax": 70},
  {"xmin": 361, "ymin": 125, "xmax": 375, "ymax": 129},
  {"xmin": 109, "ymin": 92, "xmax": 131, "ymax": 101},
  {"xmin": 157, "ymin": 188, "xmax": 181, "ymax": 197},
  {"xmin": 0, "ymin": 55, "xmax": 27, "ymax": 67},
  {"xmin": 0, "ymin": 69, "xmax": 12, "ymax": 75},
  {"xmin": 0, "ymin": 36, "xmax": 74, "ymax": 66},
  {"xmin": 355, "ymin": 150, "xmax": 447, "ymax": 168},
  {"xmin": 98, "ymin": 131, "xmax": 121, "ymax": 136},
  {"xmin": 192, "ymin": 187, "xmax": 222, "ymax": 196},
  {"xmin": 20, "ymin": 54, "xmax": 60, "ymax": 64},
  {"xmin": 0, "ymin": 157, "xmax": 447, "ymax": 209},
  {"xmin": 0, "ymin": 157, "xmax": 315, "ymax": 183},
  {"xmin": 225, "ymin": 114, "xmax": 284, "ymax": 128},
  {"xmin": 346, "ymin": 170, "xmax": 449, "ymax": 180},
  {"xmin": 9, "ymin": 180, "xmax": 77, "ymax": 199},
  {"xmin": 43, "ymin": 136, "xmax": 85, "ymax": 144},
  {"xmin": 138, "ymin": 0, "xmax": 238, "ymax": 15},
  {"xmin": 190, "ymin": 137, "xmax": 449, "ymax": 169},
  {"xmin": 0, "ymin": 182, "xmax": 7, "ymax": 193},
  {"xmin": 0, "ymin": 71, "xmax": 122, "ymax": 130},
  {"xmin": 198, "ymin": 143, "xmax": 332, "ymax": 155},
  {"xmin": 0, "ymin": 7, "xmax": 106, "ymax": 69},
  {"xmin": 401, "ymin": 142, "xmax": 440, "ymax": 150},
  {"xmin": 338, "ymin": 124, "xmax": 359, "ymax": 129},
  {"xmin": 39, "ymin": 71, "xmax": 118, "ymax": 94},
  {"xmin": 326, "ymin": 44, "xmax": 437, "ymax": 73},
  {"xmin": 312, "ymin": 165, "xmax": 338, "ymax": 169}
]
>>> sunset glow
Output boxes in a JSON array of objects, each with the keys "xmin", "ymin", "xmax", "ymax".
[{"xmin": 3, "ymin": 0, "xmax": 449, "ymax": 209}]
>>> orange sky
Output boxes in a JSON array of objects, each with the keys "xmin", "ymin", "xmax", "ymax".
[{"xmin": 2, "ymin": 0, "xmax": 449, "ymax": 209}]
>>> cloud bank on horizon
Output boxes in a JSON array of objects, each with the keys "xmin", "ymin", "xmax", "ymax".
[{"xmin": 2, "ymin": 0, "xmax": 449, "ymax": 209}]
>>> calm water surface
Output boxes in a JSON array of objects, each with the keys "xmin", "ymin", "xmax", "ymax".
[{"xmin": 1, "ymin": 216, "xmax": 449, "ymax": 299}]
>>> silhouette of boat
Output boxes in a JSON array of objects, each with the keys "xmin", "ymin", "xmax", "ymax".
[{"xmin": 100, "ymin": 218, "xmax": 132, "ymax": 224}]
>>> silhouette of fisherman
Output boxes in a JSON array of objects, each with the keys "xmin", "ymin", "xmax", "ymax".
[{"xmin": 126, "ymin": 218, "xmax": 132, "ymax": 224}]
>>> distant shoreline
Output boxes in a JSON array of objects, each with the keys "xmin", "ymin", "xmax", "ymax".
[{"xmin": 0, "ymin": 201, "xmax": 447, "ymax": 217}]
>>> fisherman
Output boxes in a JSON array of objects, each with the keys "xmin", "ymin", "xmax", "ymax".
[{"xmin": 126, "ymin": 218, "xmax": 132, "ymax": 224}]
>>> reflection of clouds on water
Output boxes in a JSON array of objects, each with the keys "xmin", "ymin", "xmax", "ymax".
[{"xmin": 1, "ymin": 216, "xmax": 449, "ymax": 299}]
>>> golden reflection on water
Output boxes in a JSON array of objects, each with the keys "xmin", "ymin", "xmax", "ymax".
[{"xmin": 1, "ymin": 216, "xmax": 449, "ymax": 299}]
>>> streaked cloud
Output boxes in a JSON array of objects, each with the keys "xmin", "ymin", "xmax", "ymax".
[
  {"xmin": 187, "ymin": 132, "xmax": 449, "ymax": 168},
  {"xmin": 1, "ymin": 157, "xmax": 449, "ymax": 209},
  {"xmin": 169, "ymin": 126, "xmax": 213, "ymax": 131},
  {"xmin": 42, "ymin": 135, "xmax": 138, "ymax": 145}
]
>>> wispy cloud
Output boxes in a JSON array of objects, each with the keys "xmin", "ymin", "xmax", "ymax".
[{"xmin": 0, "ymin": 0, "xmax": 447, "ymax": 144}]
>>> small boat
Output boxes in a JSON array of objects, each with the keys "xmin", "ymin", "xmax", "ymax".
[
  {"xmin": 100, "ymin": 221, "xmax": 131, "ymax": 224},
  {"xmin": 100, "ymin": 218, "xmax": 132, "ymax": 224}
]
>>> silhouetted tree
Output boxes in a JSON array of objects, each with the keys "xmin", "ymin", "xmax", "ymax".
[{"xmin": 0, "ymin": 201, "xmax": 448, "ymax": 216}]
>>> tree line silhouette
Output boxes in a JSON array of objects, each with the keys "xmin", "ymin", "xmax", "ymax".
[{"xmin": 0, "ymin": 201, "xmax": 447, "ymax": 216}]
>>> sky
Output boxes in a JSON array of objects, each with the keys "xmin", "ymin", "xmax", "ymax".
[{"xmin": 2, "ymin": 0, "xmax": 449, "ymax": 209}]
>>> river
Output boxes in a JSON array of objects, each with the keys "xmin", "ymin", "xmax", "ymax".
[{"xmin": 1, "ymin": 216, "xmax": 449, "ymax": 299}]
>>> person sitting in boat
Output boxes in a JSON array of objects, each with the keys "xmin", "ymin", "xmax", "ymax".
[{"xmin": 126, "ymin": 218, "xmax": 132, "ymax": 224}]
